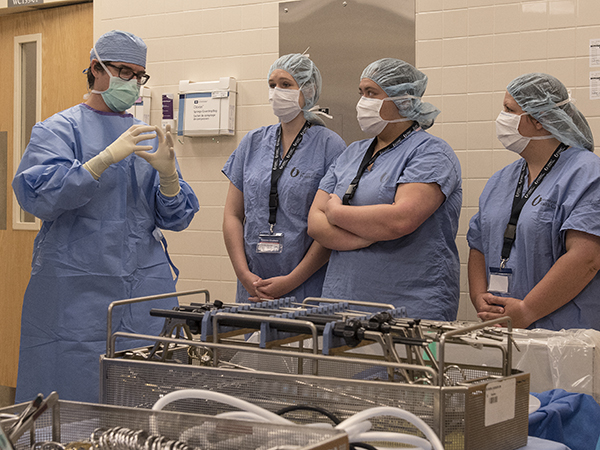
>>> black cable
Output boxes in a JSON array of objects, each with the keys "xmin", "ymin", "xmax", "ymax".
[
  {"xmin": 349, "ymin": 443, "xmax": 379, "ymax": 450},
  {"xmin": 275, "ymin": 405, "xmax": 341, "ymax": 425}
]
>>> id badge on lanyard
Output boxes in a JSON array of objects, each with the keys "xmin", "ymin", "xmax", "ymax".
[
  {"xmin": 258, "ymin": 122, "xmax": 308, "ymax": 254},
  {"xmin": 488, "ymin": 266, "xmax": 513, "ymax": 295},
  {"xmin": 257, "ymin": 231, "xmax": 284, "ymax": 254},
  {"xmin": 491, "ymin": 143, "xmax": 566, "ymax": 297}
]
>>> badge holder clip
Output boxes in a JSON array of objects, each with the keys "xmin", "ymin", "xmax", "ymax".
[
  {"xmin": 256, "ymin": 224, "xmax": 284, "ymax": 254},
  {"xmin": 488, "ymin": 260, "xmax": 513, "ymax": 295}
]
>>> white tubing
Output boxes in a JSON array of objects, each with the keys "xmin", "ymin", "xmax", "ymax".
[
  {"xmin": 215, "ymin": 411, "xmax": 271, "ymax": 422},
  {"xmin": 335, "ymin": 407, "xmax": 444, "ymax": 450},
  {"xmin": 353, "ymin": 431, "xmax": 432, "ymax": 450},
  {"xmin": 152, "ymin": 391, "xmax": 443, "ymax": 450},
  {"xmin": 363, "ymin": 447, "xmax": 426, "ymax": 450},
  {"xmin": 152, "ymin": 389, "xmax": 293, "ymax": 425},
  {"xmin": 214, "ymin": 413, "xmax": 332, "ymax": 428},
  {"xmin": 342, "ymin": 420, "xmax": 372, "ymax": 440},
  {"xmin": 303, "ymin": 423, "xmax": 334, "ymax": 429}
]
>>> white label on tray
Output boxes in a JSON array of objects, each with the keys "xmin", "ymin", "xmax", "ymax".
[{"xmin": 485, "ymin": 378, "xmax": 516, "ymax": 426}]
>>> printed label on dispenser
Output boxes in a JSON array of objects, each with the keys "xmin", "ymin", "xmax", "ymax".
[
  {"xmin": 184, "ymin": 93, "xmax": 220, "ymax": 129},
  {"xmin": 485, "ymin": 378, "xmax": 516, "ymax": 426}
]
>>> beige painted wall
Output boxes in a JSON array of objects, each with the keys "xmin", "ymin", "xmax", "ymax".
[{"xmin": 92, "ymin": 0, "xmax": 600, "ymax": 320}]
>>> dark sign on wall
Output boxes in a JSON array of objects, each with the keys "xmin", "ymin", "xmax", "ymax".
[{"xmin": 8, "ymin": 0, "xmax": 44, "ymax": 6}]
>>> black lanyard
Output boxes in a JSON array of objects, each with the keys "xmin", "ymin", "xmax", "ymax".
[
  {"xmin": 269, "ymin": 121, "xmax": 311, "ymax": 230},
  {"xmin": 500, "ymin": 142, "xmax": 568, "ymax": 267},
  {"xmin": 343, "ymin": 122, "xmax": 419, "ymax": 205}
]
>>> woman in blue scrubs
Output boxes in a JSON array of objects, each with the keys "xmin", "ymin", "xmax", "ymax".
[
  {"xmin": 468, "ymin": 73, "xmax": 600, "ymax": 330},
  {"xmin": 222, "ymin": 54, "xmax": 346, "ymax": 303},
  {"xmin": 12, "ymin": 31, "xmax": 199, "ymax": 403},
  {"xmin": 308, "ymin": 58, "xmax": 462, "ymax": 320}
]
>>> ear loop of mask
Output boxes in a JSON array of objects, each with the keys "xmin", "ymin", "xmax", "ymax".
[
  {"xmin": 381, "ymin": 94, "xmax": 421, "ymax": 123},
  {"xmin": 90, "ymin": 46, "xmax": 115, "ymax": 95}
]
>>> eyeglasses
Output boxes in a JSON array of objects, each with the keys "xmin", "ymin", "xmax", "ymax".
[{"xmin": 105, "ymin": 63, "xmax": 150, "ymax": 85}]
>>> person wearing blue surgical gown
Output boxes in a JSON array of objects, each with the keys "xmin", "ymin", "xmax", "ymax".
[
  {"xmin": 468, "ymin": 73, "xmax": 600, "ymax": 331},
  {"xmin": 12, "ymin": 30, "xmax": 199, "ymax": 403},
  {"xmin": 222, "ymin": 54, "xmax": 346, "ymax": 303},
  {"xmin": 308, "ymin": 59, "xmax": 461, "ymax": 319}
]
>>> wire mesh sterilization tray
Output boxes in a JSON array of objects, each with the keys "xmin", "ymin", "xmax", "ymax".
[
  {"xmin": 0, "ymin": 400, "xmax": 348, "ymax": 450},
  {"xmin": 100, "ymin": 294, "xmax": 530, "ymax": 450},
  {"xmin": 101, "ymin": 338, "xmax": 529, "ymax": 450}
]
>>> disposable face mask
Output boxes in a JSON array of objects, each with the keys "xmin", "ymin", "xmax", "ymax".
[
  {"xmin": 495, "ymin": 111, "xmax": 554, "ymax": 154},
  {"xmin": 91, "ymin": 48, "xmax": 141, "ymax": 112},
  {"xmin": 269, "ymin": 87, "xmax": 302, "ymax": 123},
  {"xmin": 356, "ymin": 96, "xmax": 412, "ymax": 138},
  {"xmin": 98, "ymin": 76, "xmax": 141, "ymax": 112}
]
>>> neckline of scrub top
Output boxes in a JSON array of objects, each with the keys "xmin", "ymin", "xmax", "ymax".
[
  {"xmin": 269, "ymin": 121, "xmax": 312, "ymax": 228},
  {"xmin": 343, "ymin": 121, "xmax": 419, "ymax": 205}
]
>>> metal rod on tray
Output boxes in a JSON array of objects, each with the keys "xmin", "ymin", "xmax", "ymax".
[
  {"xmin": 106, "ymin": 331, "xmax": 438, "ymax": 383},
  {"xmin": 365, "ymin": 330, "xmax": 412, "ymax": 383},
  {"xmin": 437, "ymin": 316, "xmax": 513, "ymax": 387},
  {"xmin": 106, "ymin": 289, "xmax": 210, "ymax": 357},
  {"xmin": 8, "ymin": 391, "xmax": 58, "ymax": 444},
  {"xmin": 302, "ymin": 297, "xmax": 396, "ymax": 311},
  {"xmin": 212, "ymin": 313, "xmax": 320, "ymax": 375},
  {"xmin": 51, "ymin": 399, "xmax": 60, "ymax": 444}
]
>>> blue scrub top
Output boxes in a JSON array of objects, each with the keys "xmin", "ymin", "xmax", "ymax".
[
  {"xmin": 319, "ymin": 129, "xmax": 462, "ymax": 320},
  {"xmin": 223, "ymin": 123, "xmax": 346, "ymax": 303},
  {"xmin": 13, "ymin": 103, "xmax": 199, "ymax": 403},
  {"xmin": 468, "ymin": 146, "xmax": 600, "ymax": 331}
]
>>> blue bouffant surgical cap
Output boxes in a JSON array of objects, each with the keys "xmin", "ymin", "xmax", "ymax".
[
  {"xmin": 507, "ymin": 73, "xmax": 594, "ymax": 151},
  {"xmin": 361, "ymin": 58, "xmax": 440, "ymax": 130},
  {"xmin": 90, "ymin": 30, "xmax": 147, "ymax": 67},
  {"xmin": 269, "ymin": 53, "xmax": 323, "ymax": 125}
]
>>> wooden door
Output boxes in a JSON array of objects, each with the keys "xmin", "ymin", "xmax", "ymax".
[{"xmin": 0, "ymin": 3, "xmax": 93, "ymax": 390}]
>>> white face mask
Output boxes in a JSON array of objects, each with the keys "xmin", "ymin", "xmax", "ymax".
[
  {"xmin": 269, "ymin": 87, "xmax": 302, "ymax": 123},
  {"xmin": 356, "ymin": 96, "xmax": 411, "ymax": 138},
  {"xmin": 496, "ymin": 111, "xmax": 554, "ymax": 154}
]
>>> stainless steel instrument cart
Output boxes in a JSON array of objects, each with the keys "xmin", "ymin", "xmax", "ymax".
[{"xmin": 101, "ymin": 293, "xmax": 530, "ymax": 450}]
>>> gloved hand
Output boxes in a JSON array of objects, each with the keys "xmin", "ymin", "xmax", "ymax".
[
  {"xmin": 83, "ymin": 124, "xmax": 156, "ymax": 179},
  {"xmin": 136, "ymin": 125, "xmax": 176, "ymax": 176},
  {"xmin": 136, "ymin": 125, "xmax": 181, "ymax": 197}
]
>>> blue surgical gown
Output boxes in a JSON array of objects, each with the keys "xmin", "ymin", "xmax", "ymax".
[
  {"xmin": 12, "ymin": 103, "xmax": 199, "ymax": 403},
  {"xmin": 222, "ymin": 123, "xmax": 346, "ymax": 303},
  {"xmin": 467, "ymin": 146, "xmax": 600, "ymax": 331},
  {"xmin": 318, "ymin": 129, "xmax": 462, "ymax": 320}
]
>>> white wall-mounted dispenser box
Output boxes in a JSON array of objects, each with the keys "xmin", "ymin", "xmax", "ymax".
[
  {"xmin": 177, "ymin": 77, "xmax": 237, "ymax": 137},
  {"xmin": 127, "ymin": 86, "xmax": 151, "ymax": 124}
]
